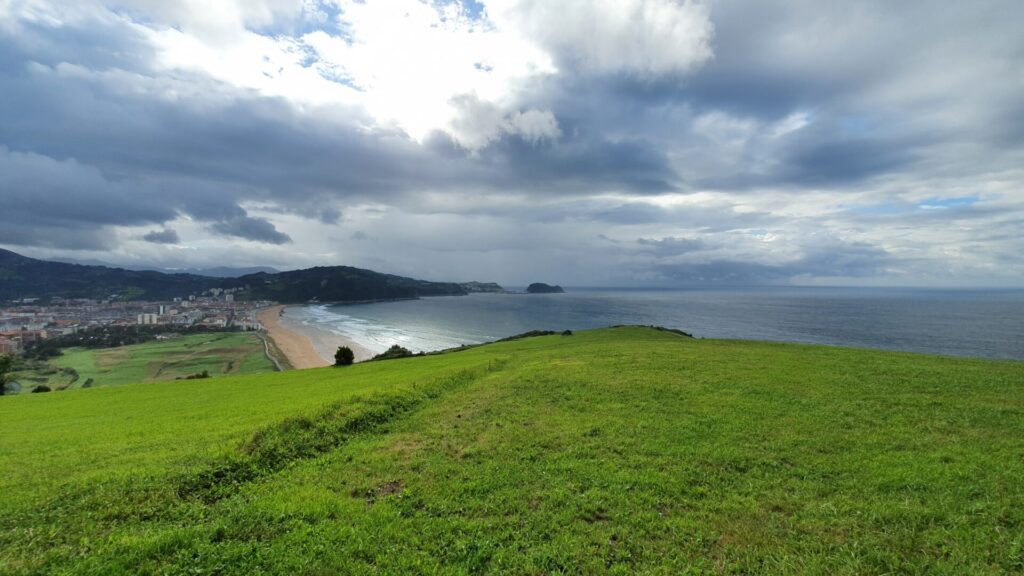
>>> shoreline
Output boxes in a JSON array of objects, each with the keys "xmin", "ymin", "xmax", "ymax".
[{"xmin": 257, "ymin": 305, "xmax": 374, "ymax": 369}]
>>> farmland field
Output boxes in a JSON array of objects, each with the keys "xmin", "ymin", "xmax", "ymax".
[
  {"xmin": 49, "ymin": 332, "xmax": 276, "ymax": 388},
  {"xmin": 1, "ymin": 327, "xmax": 1023, "ymax": 574}
]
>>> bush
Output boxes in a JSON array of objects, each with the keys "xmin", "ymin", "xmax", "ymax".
[
  {"xmin": 562, "ymin": 330, "xmax": 573, "ymax": 336},
  {"xmin": 0, "ymin": 354, "xmax": 12, "ymax": 396},
  {"xmin": 82, "ymin": 378, "xmax": 95, "ymax": 388},
  {"xmin": 178, "ymin": 370, "xmax": 211, "ymax": 380},
  {"xmin": 371, "ymin": 345, "xmax": 415, "ymax": 361},
  {"xmin": 31, "ymin": 385, "xmax": 52, "ymax": 393},
  {"xmin": 334, "ymin": 346, "xmax": 355, "ymax": 366},
  {"xmin": 494, "ymin": 330, "xmax": 558, "ymax": 343}
]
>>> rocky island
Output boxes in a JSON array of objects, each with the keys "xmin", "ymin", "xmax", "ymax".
[{"xmin": 526, "ymin": 282, "xmax": 565, "ymax": 294}]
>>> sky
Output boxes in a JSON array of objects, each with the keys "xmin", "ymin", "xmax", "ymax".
[{"xmin": 1, "ymin": 0, "xmax": 1022, "ymax": 287}]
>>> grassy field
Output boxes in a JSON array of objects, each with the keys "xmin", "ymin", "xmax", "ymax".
[
  {"xmin": 1, "ymin": 327, "xmax": 1023, "ymax": 574},
  {"xmin": 48, "ymin": 332, "xmax": 276, "ymax": 389}
]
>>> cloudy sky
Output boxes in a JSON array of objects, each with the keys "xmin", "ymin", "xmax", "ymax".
[{"xmin": 1, "ymin": 0, "xmax": 1022, "ymax": 286}]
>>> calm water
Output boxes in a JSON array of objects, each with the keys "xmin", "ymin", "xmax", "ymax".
[{"xmin": 289, "ymin": 287, "xmax": 1024, "ymax": 361}]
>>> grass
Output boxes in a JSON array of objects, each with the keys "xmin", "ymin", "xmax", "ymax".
[
  {"xmin": 48, "ymin": 332, "xmax": 276, "ymax": 389},
  {"xmin": 1, "ymin": 327, "xmax": 1023, "ymax": 574},
  {"xmin": 6, "ymin": 361, "xmax": 78, "ymax": 392}
]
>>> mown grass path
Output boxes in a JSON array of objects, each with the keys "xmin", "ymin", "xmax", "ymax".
[{"xmin": 1, "ymin": 327, "xmax": 1023, "ymax": 574}]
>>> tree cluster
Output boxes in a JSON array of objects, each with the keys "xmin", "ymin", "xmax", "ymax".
[
  {"xmin": 0, "ymin": 354, "xmax": 12, "ymax": 396},
  {"xmin": 23, "ymin": 325, "xmax": 241, "ymax": 359}
]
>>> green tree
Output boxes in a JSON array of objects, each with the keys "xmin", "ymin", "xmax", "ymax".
[
  {"xmin": 0, "ymin": 354, "xmax": 13, "ymax": 396},
  {"xmin": 334, "ymin": 346, "xmax": 355, "ymax": 367}
]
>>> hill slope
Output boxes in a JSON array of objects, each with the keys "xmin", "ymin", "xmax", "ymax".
[
  {"xmin": 0, "ymin": 248, "xmax": 216, "ymax": 301},
  {"xmin": 0, "ymin": 249, "xmax": 482, "ymax": 303},
  {"xmin": 1, "ymin": 327, "xmax": 1023, "ymax": 573},
  {"xmin": 222, "ymin": 266, "xmax": 468, "ymax": 303}
]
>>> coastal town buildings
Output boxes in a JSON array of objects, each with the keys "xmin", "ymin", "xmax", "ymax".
[{"xmin": 0, "ymin": 292, "xmax": 273, "ymax": 355}]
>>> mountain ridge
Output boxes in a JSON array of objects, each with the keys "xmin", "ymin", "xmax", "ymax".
[
  {"xmin": 0, "ymin": 248, "xmax": 498, "ymax": 303},
  {"xmin": 49, "ymin": 258, "xmax": 280, "ymax": 278}
]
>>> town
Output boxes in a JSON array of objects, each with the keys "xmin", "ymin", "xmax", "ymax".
[{"xmin": 0, "ymin": 289, "xmax": 273, "ymax": 355}]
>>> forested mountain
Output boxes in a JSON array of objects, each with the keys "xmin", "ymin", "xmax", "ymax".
[
  {"xmin": 0, "ymin": 249, "xmax": 488, "ymax": 303},
  {"xmin": 0, "ymin": 249, "xmax": 216, "ymax": 302},
  {"xmin": 221, "ymin": 266, "xmax": 470, "ymax": 303}
]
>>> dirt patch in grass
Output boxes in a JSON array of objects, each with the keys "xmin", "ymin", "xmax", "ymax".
[
  {"xmin": 352, "ymin": 480, "xmax": 406, "ymax": 504},
  {"xmin": 95, "ymin": 348, "xmax": 131, "ymax": 370},
  {"xmin": 382, "ymin": 434, "xmax": 425, "ymax": 457}
]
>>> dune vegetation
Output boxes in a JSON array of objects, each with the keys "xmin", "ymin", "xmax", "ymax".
[{"xmin": 1, "ymin": 327, "xmax": 1022, "ymax": 574}]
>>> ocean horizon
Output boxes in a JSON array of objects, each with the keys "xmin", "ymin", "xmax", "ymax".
[{"xmin": 284, "ymin": 286, "xmax": 1024, "ymax": 362}]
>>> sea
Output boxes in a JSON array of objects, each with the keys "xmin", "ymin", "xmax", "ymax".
[{"xmin": 287, "ymin": 287, "xmax": 1024, "ymax": 361}]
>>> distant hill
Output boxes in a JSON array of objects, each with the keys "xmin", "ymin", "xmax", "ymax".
[
  {"xmin": 0, "ymin": 249, "xmax": 493, "ymax": 303},
  {"xmin": 222, "ymin": 267, "xmax": 471, "ymax": 303},
  {"xmin": 171, "ymin": 266, "xmax": 279, "ymax": 278},
  {"xmin": 0, "ymin": 249, "xmax": 217, "ymax": 302},
  {"xmin": 526, "ymin": 282, "xmax": 565, "ymax": 294},
  {"xmin": 52, "ymin": 257, "xmax": 278, "ymax": 278},
  {"xmin": 459, "ymin": 281, "xmax": 505, "ymax": 293}
]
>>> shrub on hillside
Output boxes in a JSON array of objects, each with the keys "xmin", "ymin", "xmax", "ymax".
[
  {"xmin": 31, "ymin": 385, "xmax": 51, "ymax": 393},
  {"xmin": 0, "ymin": 354, "xmax": 12, "ymax": 396},
  {"xmin": 335, "ymin": 346, "xmax": 355, "ymax": 366},
  {"xmin": 371, "ymin": 345, "xmax": 415, "ymax": 361}
]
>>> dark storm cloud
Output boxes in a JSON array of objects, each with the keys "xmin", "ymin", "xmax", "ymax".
[
  {"xmin": 546, "ymin": 75, "xmax": 921, "ymax": 192},
  {"xmin": 796, "ymin": 241, "xmax": 894, "ymax": 278},
  {"xmin": 590, "ymin": 203, "xmax": 670, "ymax": 225},
  {"xmin": 142, "ymin": 229, "xmax": 180, "ymax": 244},
  {"xmin": 585, "ymin": 202, "xmax": 777, "ymax": 232},
  {"xmin": 400, "ymin": 197, "xmax": 779, "ymax": 234},
  {"xmin": 648, "ymin": 241, "xmax": 894, "ymax": 285},
  {"xmin": 210, "ymin": 215, "xmax": 291, "ymax": 245},
  {"xmin": 0, "ymin": 146, "xmax": 177, "ymax": 249},
  {"xmin": 476, "ymin": 135, "xmax": 679, "ymax": 194},
  {"xmin": 648, "ymin": 0, "xmax": 856, "ymax": 120},
  {"xmin": 636, "ymin": 237, "xmax": 706, "ymax": 255},
  {"xmin": 777, "ymin": 136, "xmax": 916, "ymax": 187},
  {"xmin": 529, "ymin": 0, "xmax": 1024, "ymax": 195}
]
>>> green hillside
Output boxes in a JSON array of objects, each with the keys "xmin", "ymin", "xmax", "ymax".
[{"xmin": 1, "ymin": 327, "xmax": 1023, "ymax": 574}]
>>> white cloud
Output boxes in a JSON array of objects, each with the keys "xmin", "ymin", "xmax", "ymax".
[
  {"xmin": 19, "ymin": 0, "xmax": 711, "ymax": 147},
  {"xmin": 106, "ymin": 0, "xmax": 307, "ymax": 41},
  {"xmin": 93, "ymin": 0, "xmax": 563, "ymax": 146},
  {"xmin": 447, "ymin": 93, "xmax": 559, "ymax": 150},
  {"xmin": 484, "ymin": 0, "xmax": 714, "ymax": 75},
  {"xmin": 304, "ymin": 0, "xmax": 557, "ymax": 142}
]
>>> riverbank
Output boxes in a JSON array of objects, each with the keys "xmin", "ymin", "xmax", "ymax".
[{"xmin": 257, "ymin": 305, "xmax": 373, "ymax": 368}]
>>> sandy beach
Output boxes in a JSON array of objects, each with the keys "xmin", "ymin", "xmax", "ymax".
[{"xmin": 258, "ymin": 305, "xmax": 373, "ymax": 369}]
